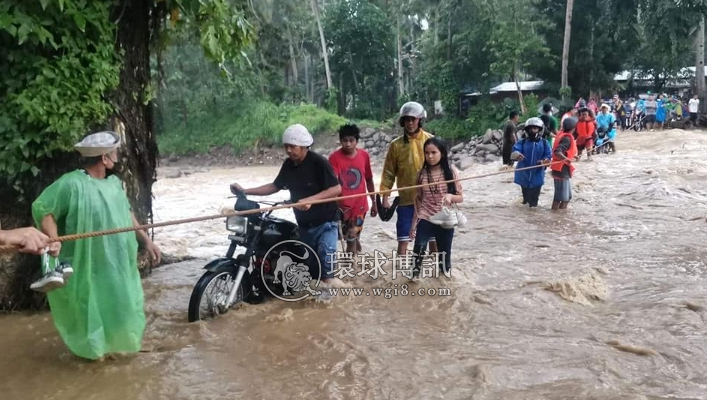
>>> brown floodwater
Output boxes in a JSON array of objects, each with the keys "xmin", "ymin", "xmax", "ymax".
[{"xmin": 1, "ymin": 129, "xmax": 706, "ymax": 400}]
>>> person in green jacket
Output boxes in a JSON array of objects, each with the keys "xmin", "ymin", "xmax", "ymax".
[
  {"xmin": 31, "ymin": 131, "xmax": 161, "ymax": 361},
  {"xmin": 540, "ymin": 103, "xmax": 558, "ymax": 148}
]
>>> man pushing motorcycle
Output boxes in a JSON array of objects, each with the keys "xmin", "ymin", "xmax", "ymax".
[{"xmin": 229, "ymin": 124, "xmax": 348, "ymax": 289}]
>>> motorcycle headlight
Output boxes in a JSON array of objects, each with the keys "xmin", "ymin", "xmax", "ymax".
[{"xmin": 226, "ymin": 215, "xmax": 248, "ymax": 235}]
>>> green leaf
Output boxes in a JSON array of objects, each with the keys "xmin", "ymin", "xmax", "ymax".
[
  {"xmin": 31, "ymin": 166, "xmax": 40, "ymax": 176},
  {"xmin": 16, "ymin": 23, "xmax": 30, "ymax": 45},
  {"xmin": 5, "ymin": 24, "xmax": 17, "ymax": 37},
  {"xmin": 73, "ymin": 13, "xmax": 86, "ymax": 32},
  {"xmin": 40, "ymin": 0, "xmax": 51, "ymax": 10}
]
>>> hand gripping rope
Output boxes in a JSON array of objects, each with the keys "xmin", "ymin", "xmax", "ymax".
[{"xmin": 0, "ymin": 161, "xmax": 567, "ymax": 253}]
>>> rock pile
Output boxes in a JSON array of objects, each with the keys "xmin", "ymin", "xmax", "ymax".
[
  {"xmin": 358, "ymin": 127, "xmax": 394, "ymax": 158},
  {"xmin": 447, "ymin": 128, "xmax": 505, "ymax": 170},
  {"xmin": 160, "ymin": 126, "xmax": 511, "ymax": 179},
  {"xmin": 354, "ymin": 127, "xmax": 508, "ymax": 171}
]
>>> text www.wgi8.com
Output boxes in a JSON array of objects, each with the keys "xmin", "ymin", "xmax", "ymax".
[{"xmin": 324, "ymin": 284, "xmax": 452, "ymax": 299}]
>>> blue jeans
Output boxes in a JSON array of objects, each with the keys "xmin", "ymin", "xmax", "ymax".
[
  {"xmin": 412, "ymin": 219, "xmax": 455, "ymax": 274},
  {"xmin": 396, "ymin": 205, "xmax": 435, "ymax": 244},
  {"xmin": 298, "ymin": 221, "xmax": 339, "ymax": 280}
]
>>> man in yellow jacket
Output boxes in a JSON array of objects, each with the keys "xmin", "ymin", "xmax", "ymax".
[{"xmin": 380, "ymin": 101, "xmax": 437, "ymax": 256}]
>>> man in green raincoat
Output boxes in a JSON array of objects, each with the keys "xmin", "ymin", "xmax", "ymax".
[{"xmin": 31, "ymin": 131, "xmax": 161, "ymax": 360}]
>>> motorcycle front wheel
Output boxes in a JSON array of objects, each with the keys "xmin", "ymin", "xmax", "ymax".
[{"xmin": 187, "ymin": 270, "xmax": 244, "ymax": 322}]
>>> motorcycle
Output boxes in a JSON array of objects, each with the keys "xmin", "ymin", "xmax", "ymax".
[
  {"xmin": 187, "ymin": 192, "xmax": 312, "ymax": 322},
  {"xmin": 594, "ymin": 126, "xmax": 616, "ymax": 154}
]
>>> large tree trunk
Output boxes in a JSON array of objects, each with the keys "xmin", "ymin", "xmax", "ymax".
[
  {"xmin": 0, "ymin": 0, "xmax": 158, "ymax": 311},
  {"xmin": 311, "ymin": 0, "xmax": 332, "ymax": 89},
  {"xmin": 304, "ymin": 52, "xmax": 311, "ymax": 102},
  {"xmin": 287, "ymin": 29, "xmax": 299, "ymax": 88},
  {"xmin": 113, "ymin": 0, "xmax": 158, "ymax": 229},
  {"xmin": 0, "ymin": 152, "xmax": 79, "ymax": 311},
  {"xmin": 514, "ymin": 66, "xmax": 526, "ymax": 115},
  {"xmin": 447, "ymin": 1, "xmax": 453, "ymax": 61},
  {"xmin": 397, "ymin": 16, "xmax": 405, "ymax": 98},
  {"xmin": 561, "ymin": 0, "xmax": 574, "ymax": 100},
  {"xmin": 588, "ymin": 22, "xmax": 595, "ymax": 93},
  {"xmin": 347, "ymin": 50, "xmax": 360, "ymax": 93},
  {"xmin": 433, "ymin": 9, "xmax": 439, "ymax": 46},
  {"xmin": 409, "ymin": 18, "xmax": 417, "ymax": 80},
  {"xmin": 695, "ymin": 13, "xmax": 706, "ymax": 113}
]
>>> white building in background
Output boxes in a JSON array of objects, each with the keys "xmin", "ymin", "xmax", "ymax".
[{"xmin": 613, "ymin": 66, "xmax": 707, "ymax": 97}]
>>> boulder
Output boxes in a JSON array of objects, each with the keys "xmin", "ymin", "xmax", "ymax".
[
  {"xmin": 456, "ymin": 157, "xmax": 475, "ymax": 171},
  {"xmin": 476, "ymin": 143, "xmax": 500, "ymax": 154},
  {"xmin": 492, "ymin": 130, "xmax": 503, "ymax": 142},
  {"xmin": 482, "ymin": 129, "xmax": 495, "ymax": 144},
  {"xmin": 361, "ymin": 127, "xmax": 376, "ymax": 139},
  {"xmin": 451, "ymin": 143, "xmax": 465, "ymax": 153},
  {"xmin": 164, "ymin": 170, "xmax": 182, "ymax": 179}
]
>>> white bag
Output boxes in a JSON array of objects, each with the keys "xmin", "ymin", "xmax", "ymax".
[
  {"xmin": 429, "ymin": 205, "xmax": 459, "ymax": 229},
  {"xmin": 454, "ymin": 204, "xmax": 468, "ymax": 228}
]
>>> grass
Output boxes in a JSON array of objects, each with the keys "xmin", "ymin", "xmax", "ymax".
[
  {"xmin": 156, "ymin": 102, "xmax": 389, "ymax": 156},
  {"xmin": 424, "ymin": 117, "xmax": 476, "ymax": 140}
]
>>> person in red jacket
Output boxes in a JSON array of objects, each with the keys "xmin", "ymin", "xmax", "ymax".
[
  {"xmin": 574, "ymin": 107, "xmax": 596, "ymax": 161},
  {"xmin": 551, "ymin": 117, "xmax": 578, "ymax": 211}
]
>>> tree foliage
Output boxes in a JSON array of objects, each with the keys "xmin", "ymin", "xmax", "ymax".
[
  {"xmin": 4, "ymin": 0, "xmax": 707, "ymax": 201},
  {"xmin": 0, "ymin": 0, "xmax": 255, "ymax": 202},
  {"xmin": 0, "ymin": 1, "xmax": 120, "ymax": 196},
  {"xmin": 324, "ymin": 0, "xmax": 394, "ymax": 118}
]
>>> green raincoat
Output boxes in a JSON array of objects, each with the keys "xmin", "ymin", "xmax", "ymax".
[{"xmin": 32, "ymin": 170, "xmax": 145, "ymax": 360}]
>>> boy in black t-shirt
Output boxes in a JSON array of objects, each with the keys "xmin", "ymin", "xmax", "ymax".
[{"xmin": 230, "ymin": 124, "xmax": 344, "ymax": 286}]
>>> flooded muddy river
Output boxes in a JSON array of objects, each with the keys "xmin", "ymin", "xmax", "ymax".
[{"xmin": 1, "ymin": 129, "xmax": 707, "ymax": 400}]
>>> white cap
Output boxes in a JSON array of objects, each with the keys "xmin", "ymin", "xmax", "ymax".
[
  {"xmin": 282, "ymin": 124, "xmax": 313, "ymax": 147},
  {"xmin": 74, "ymin": 131, "xmax": 121, "ymax": 157}
]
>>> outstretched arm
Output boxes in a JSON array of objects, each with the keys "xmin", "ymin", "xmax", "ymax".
[
  {"xmin": 230, "ymin": 182, "xmax": 280, "ymax": 196},
  {"xmin": 132, "ymin": 213, "xmax": 161, "ymax": 265},
  {"xmin": 0, "ymin": 227, "xmax": 51, "ymax": 255}
]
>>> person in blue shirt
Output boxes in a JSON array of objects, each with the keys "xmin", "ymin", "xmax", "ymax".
[
  {"xmin": 595, "ymin": 103, "xmax": 617, "ymax": 151},
  {"xmin": 598, "ymin": 102, "xmax": 616, "ymax": 124},
  {"xmin": 510, "ymin": 117, "xmax": 552, "ymax": 208},
  {"xmin": 655, "ymin": 94, "xmax": 667, "ymax": 129}
]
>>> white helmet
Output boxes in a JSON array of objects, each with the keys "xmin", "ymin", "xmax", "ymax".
[
  {"xmin": 282, "ymin": 124, "xmax": 313, "ymax": 147},
  {"xmin": 399, "ymin": 101, "xmax": 427, "ymax": 119},
  {"xmin": 524, "ymin": 117, "xmax": 544, "ymax": 130}
]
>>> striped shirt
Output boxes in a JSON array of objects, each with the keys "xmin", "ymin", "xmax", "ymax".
[{"xmin": 414, "ymin": 165, "xmax": 463, "ymax": 222}]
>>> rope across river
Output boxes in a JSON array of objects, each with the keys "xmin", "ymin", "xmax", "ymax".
[{"xmin": 0, "ymin": 160, "xmax": 567, "ymax": 253}]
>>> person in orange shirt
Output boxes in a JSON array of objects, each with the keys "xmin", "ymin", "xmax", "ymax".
[
  {"xmin": 574, "ymin": 107, "xmax": 596, "ymax": 161},
  {"xmin": 551, "ymin": 117, "xmax": 578, "ymax": 211}
]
